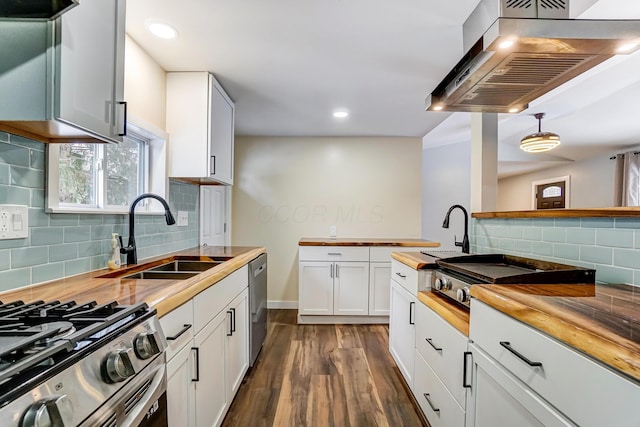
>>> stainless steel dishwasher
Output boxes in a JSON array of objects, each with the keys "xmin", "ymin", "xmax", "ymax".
[{"xmin": 248, "ymin": 253, "xmax": 267, "ymax": 366}]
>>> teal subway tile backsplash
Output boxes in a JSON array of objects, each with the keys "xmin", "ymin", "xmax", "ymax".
[
  {"xmin": 596, "ymin": 229, "xmax": 633, "ymax": 248},
  {"xmin": 580, "ymin": 246, "xmax": 613, "ymax": 264},
  {"xmin": 566, "ymin": 228, "xmax": 595, "ymax": 245},
  {"xmin": 614, "ymin": 249, "xmax": 640, "ymax": 269},
  {"xmin": 0, "ymin": 134, "xmax": 201, "ymax": 291},
  {"xmin": 472, "ymin": 216, "xmax": 640, "ymax": 287}
]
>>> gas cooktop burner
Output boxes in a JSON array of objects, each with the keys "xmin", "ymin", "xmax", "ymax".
[{"xmin": 25, "ymin": 321, "xmax": 76, "ymax": 341}]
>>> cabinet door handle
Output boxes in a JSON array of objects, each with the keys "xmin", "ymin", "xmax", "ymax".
[
  {"xmin": 423, "ymin": 393, "xmax": 440, "ymax": 413},
  {"xmin": 210, "ymin": 155, "xmax": 216, "ymax": 175},
  {"xmin": 425, "ymin": 338, "xmax": 442, "ymax": 353},
  {"xmin": 463, "ymin": 351, "xmax": 472, "ymax": 388},
  {"xmin": 117, "ymin": 101, "xmax": 127, "ymax": 136},
  {"xmin": 166, "ymin": 324, "xmax": 192, "ymax": 341},
  {"xmin": 330, "ymin": 264, "xmax": 334, "ymax": 278},
  {"xmin": 396, "ymin": 272, "xmax": 406, "ymax": 279},
  {"xmin": 230, "ymin": 307, "xmax": 236, "ymax": 333},
  {"xmin": 500, "ymin": 341, "xmax": 542, "ymax": 367},
  {"xmin": 335, "ymin": 264, "xmax": 339, "ymax": 278},
  {"xmin": 409, "ymin": 301, "xmax": 415, "ymax": 325},
  {"xmin": 191, "ymin": 347, "xmax": 200, "ymax": 382},
  {"xmin": 327, "ymin": 252, "xmax": 342, "ymax": 256},
  {"xmin": 227, "ymin": 310, "xmax": 233, "ymax": 336}
]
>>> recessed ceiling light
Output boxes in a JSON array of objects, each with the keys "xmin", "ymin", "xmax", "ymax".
[
  {"xmin": 148, "ymin": 22, "xmax": 178, "ymax": 40},
  {"xmin": 616, "ymin": 41, "xmax": 639, "ymax": 53},
  {"xmin": 432, "ymin": 105, "xmax": 444, "ymax": 111},
  {"xmin": 333, "ymin": 111, "xmax": 349, "ymax": 118}
]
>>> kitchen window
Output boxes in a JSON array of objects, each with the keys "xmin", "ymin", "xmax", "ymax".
[{"xmin": 47, "ymin": 122, "xmax": 168, "ymax": 214}]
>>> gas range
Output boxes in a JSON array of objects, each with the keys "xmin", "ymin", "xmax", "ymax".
[
  {"xmin": 0, "ymin": 299, "xmax": 167, "ymax": 427},
  {"xmin": 429, "ymin": 254, "xmax": 596, "ymax": 309}
]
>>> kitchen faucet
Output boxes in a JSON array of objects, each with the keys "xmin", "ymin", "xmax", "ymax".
[
  {"xmin": 120, "ymin": 193, "xmax": 176, "ymax": 265},
  {"xmin": 442, "ymin": 204, "xmax": 470, "ymax": 254}
]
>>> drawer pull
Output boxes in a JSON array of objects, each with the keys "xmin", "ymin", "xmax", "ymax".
[
  {"xmin": 425, "ymin": 338, "xmax": 442, "ymax": 353},
  {"xmin": 166, "ymin": 324, "xmax": 192, "ymax": 341},
  {"xmin": 395, "ymin": 272, "xmax": 407, "ymax": 279},
  {"xmin": 500, "ymin": 341, "xmax": 542, "ymax": 367},
  {"xmin": 423, "ymin": 393, "xmax": 440, "ymax": 413},
  {"xmin": 327, "ymin": 252, "xmax": 342, "ymax": 256}
]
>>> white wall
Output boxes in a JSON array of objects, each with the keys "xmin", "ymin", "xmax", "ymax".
[
  {"xmin": 422, "ymin": 140, "xmax": 471, "ymax": 250},
  {"xmin": 124, "ymin": 35, "xmax": 167, "ymax": 131},
  {"xmin": 231, "ymin": 136, "xmax": 423, "ymax": 306},
  {"xmin": 498, "ymin": 154, "xmax": 616, "ymax": 210}
]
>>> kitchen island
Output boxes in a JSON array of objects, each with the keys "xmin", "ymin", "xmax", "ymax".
[{"xmin": 391, "ymin": 250, "xmax": 640, "ymax": 427}]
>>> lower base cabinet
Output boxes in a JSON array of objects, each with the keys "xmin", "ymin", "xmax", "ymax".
[
  {"xmin": 162, "ymin": 265, "xmax": 250, "ymax": 427},
  {"xmin": 388, "ymin": 279, "xmax": 416, "ymax": 388}
]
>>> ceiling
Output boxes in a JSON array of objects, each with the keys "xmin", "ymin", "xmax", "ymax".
[{"xmin": 126, "ymin": 0, "xmax": 640, "ymax": 176}]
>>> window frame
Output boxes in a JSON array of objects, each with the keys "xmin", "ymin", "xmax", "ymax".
[{"xmin": 46, "ymin": 119, "xmax": 168, "ymax": 215}]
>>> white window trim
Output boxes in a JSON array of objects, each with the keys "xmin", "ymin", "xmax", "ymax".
[{"xmin": 46, "ymin": 115, "xmax": 169, "ymax": 215}]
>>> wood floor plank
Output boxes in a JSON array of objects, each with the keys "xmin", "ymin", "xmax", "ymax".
[{"xmin": 222, "ymin": 310, "xmax": 425, "ymax": 427}]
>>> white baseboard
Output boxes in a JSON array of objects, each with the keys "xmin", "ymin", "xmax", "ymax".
[{"xmin": 267, "ymin": 300, "xmax": 298, "ymax": 309}]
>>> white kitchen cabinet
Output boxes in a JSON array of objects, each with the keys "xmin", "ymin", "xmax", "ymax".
[
  {"xmin": 160, "ymin": 300, "xmax": 196, "ymax": 427},
  {"xmin": 369, "ymin": 263, "xmax": 391, "ymax": 316},
  {"xmin": 161, "ymin": 265, "xmax": 250, "ymax": 427},
  {"xmin": 0, "ymin": 0, "xmax": 126, "ymax": 144},
  {"xmin": 298, "ymin": 262, "xmax": 334, "ymax": 315},
  {"xmin": 389, "ymin": 279, "xmax": 416, "ymax": 388},
  {"xmin": 468, "ymin": 300, "xmax": 640, "ymax": 427},
  {"xmin": 167, "ymin": 344, "xmax": 197, "ymax": 427},
  {"xmin": 167, "ymin": 72, "xmax": 235, "ymax": 184},
  {"xmin": 225, "ymin": 289, "xmax": 250, "ymax": 398}
]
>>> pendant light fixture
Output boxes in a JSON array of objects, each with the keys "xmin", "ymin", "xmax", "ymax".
[{"xmin": 520, "ymin": 113, "xmax": 561, "ymax": 153}]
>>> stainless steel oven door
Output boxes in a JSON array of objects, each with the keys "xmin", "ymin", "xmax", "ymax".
[{"xmin": 80, "ymin": 354, "xmax": 167, "ymax": 427}]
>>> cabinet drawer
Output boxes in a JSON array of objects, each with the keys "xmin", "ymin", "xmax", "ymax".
[
  {"xmin": 194, "ymin": 265, "xmax": 248, "ymax": 333},
  {"xmin": 370, "ymin": 246, "xmax": 425, "ymax": 262},
  {"xmin": 470, "ymin": 300, "xmax": 640, "ymax": 427},
  {"xmin": 414, "ymin": 350, "xmax": 465, "ymax": 427},
  {"xmin": 160, "ymin": 300, "xmax": 194, "ymax": 363},
  {"xmin": 391, "ymin": 260, "xmax": 418, "ymax": 294},
  {"xmin": 298, "ymin": 246, "xmax": 369, "ymax": 262},
  {"xmin": 415, "ymin": 302, "xmax": 468, "ymax": 409}
]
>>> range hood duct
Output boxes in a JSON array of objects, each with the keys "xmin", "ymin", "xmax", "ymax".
[
  {"xmin": 0, "ymin": 0, "xmax": 78, "ymax": 20},
  {"xmin": 426, "ymin": 0, "xmax": 640, "ymax": 113}
]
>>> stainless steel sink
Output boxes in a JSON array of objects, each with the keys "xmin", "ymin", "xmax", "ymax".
[
  {"xmin": 147, "ymin": 260, "xmax": 222, "ymax": 273},
  {"xmin": 122, "ymin": 271, "xmax": 199, "ymax": 280}
]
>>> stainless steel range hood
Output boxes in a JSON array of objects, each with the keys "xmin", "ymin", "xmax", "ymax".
[
  {"xmin": 0, "ymin": 0, "xmax": 78, "ymax": 20},
  {"xmin": 426, "ymin": 0, "xmax": 640, "ymax": 113}
]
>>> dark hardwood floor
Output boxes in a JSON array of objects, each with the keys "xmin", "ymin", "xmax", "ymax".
[{"xmin": 222, "ymin": 310, "xmax": 426, "ymax": 427}]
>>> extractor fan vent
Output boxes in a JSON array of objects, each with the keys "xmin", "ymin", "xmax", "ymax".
[
  {"xmin": 485, "ymin": 53, "xmax": 597, "ymax": 86},
  {"xmin": 505, "ymin": 0, "xmax": 534, "ymax": 10},
  {"xmin": 460, "ymin": 86, "xmax": 536, "ymax": 107},
  {"xmin": 539, "ymin": 0, "xmax": 568, "ymax": 11}
]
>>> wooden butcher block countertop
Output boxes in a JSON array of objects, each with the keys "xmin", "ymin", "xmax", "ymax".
[
  {"xmin": 299, "ymin": 238, "xmax": 440, "ymax": 247},
  {"xmin": 0, "ymin": 246, "xmax": 265, "ymax": 318},
  {"xmin": 471, "ymin": 283, "xmax": 640, "ymax": 383}
]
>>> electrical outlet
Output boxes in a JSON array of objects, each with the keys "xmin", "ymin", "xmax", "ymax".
[
  {"xmin": 177, "ymin": 211, "xmax": 188, "ymax": 227},
  {"xmin": 329, "ymin": 225, "xmax": 337, "ymax": 238},
  {"xmin": 0, "ymin": 205, "xmax": 28, "ymax": 240}
]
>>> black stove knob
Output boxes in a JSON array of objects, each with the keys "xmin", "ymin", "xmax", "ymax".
[
  {"xmin": 134, "ymin": 330, "xmax": 162, "ymax": 359},
  {"xmin": 104, "ymin": 348, "xmax": 136, "ymax": 383},
  {"xmin": 21, "ymin": 395, "xmax": 73, "ymax": 427},
  {"xmin": 456, "ymin": 287, "xmax": 470, "ymax": 303},
  {"xmin": 434, "ymin": 277, "xmax": 451, "ymax": 291}
]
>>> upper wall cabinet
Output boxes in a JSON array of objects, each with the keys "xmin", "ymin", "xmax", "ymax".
[
  {"xmin": 0, "ymin": 0, "xmax": 126, "ymax": 144},
  {"xmin": 166, "ymin": 72, "xmax": 235, "ymax": 185}
]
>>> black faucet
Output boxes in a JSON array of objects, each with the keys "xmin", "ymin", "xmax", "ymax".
[
  {"xmin": 120, "ymin": 193, "xmax": 176, "ymax": 265},
  {"xmin": 442, "ymin": 204, "xmax": 470, "ymax": 254}
]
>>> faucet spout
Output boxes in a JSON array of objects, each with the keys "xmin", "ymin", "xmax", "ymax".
[
  {"xmin": 121, "ymin": 193, "xmax": 175, "ymax": 265},
  {"xmin": 442, "ymin": 204, "xmax": 470, "ymax": 254}
]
